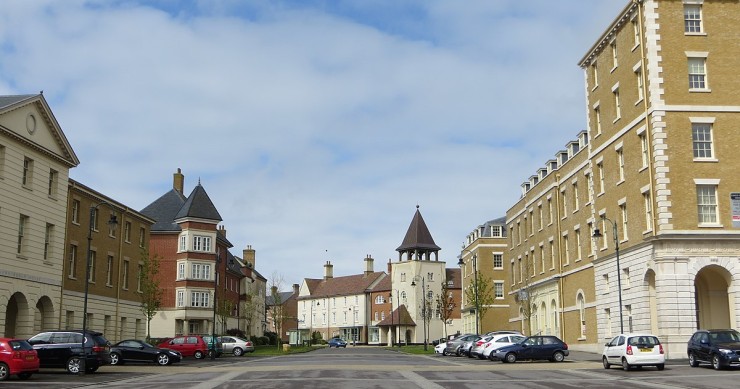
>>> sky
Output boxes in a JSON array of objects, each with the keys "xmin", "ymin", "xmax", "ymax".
[{"xmin": 0, "ymin": 0, "xmax": 627, "ymax": 287}]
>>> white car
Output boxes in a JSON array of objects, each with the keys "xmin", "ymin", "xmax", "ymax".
[
  {"xmin": 482, "ymin": 334, "xmax": 526, "ymax": 360},
  {"xmin": 602, "ymin": 333, "xmax": 665, "ymax": 371},
  {"xmin": 434, "ymin": 342, "xmax": 446, "ymax": 354}
]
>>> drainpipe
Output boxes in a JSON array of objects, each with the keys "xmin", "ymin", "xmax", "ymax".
[{"xmin": 555, "ymin": 174, "xmax": 565, "ymax": 340}]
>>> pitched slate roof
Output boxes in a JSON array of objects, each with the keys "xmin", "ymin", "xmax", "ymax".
[
  {"xmin": 140, "ymin": 189, "xmax": 187, "ymax": 232},
  {"xmin": 299, "ymin": 272, "xmax": 386, "ymax": 299},
  {"xmin": 266, "ymin": 291, "xmax": 295, "ymax": 306},
  {"xmin": 0, "ymin": 94, "xmax": 35, "ymax": 108},
  {"xmin": 396, "ymin": 206, "xmax": 440, "ymax": 252},
  {"xmin": 175, "ymin": 184, "xmax": 222, "ymax": 222},
  {"xmin": 377, "ymin": 304, "xmax": 416, "ymax": 327}
]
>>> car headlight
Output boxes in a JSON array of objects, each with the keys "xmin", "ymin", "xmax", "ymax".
[{"xmin": 719, "ymin": 348, "xmax": 732, "ymax": 354}]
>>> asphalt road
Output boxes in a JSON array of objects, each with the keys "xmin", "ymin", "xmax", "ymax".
[{"xmin": 5, "ymin": 347, "xmax": 740, "ymax": 388}]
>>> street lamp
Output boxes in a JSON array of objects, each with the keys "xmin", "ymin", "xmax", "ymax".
[
  {"xmin": 410, "ymin": 276, "xmax": 428, "ymax": 351},
  {"xmin": 457, "ymin": 252, "xmax": 479, "ymax": 334},
  {"xmin": 81, "ymin": 202, "xmax": 118, "ymax": 375},
  {"xmin": 592, "ymin": 215, "xmax": 624, "ymax": 334},
  {"xmin": 348, "ymin": 307, "xmax": 357, "ymax": 346},
  {"xmin": 388, "ymin": 292, "xmax": 394, "ymax": 347}
]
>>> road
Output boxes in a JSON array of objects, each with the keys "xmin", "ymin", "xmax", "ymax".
[{"xmin": 6, "ymin": 347, "xmax": 740, "ymax": 388}]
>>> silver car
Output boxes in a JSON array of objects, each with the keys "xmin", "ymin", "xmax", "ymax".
[{"xmin": 218, "ymin": 336, "xmax": 255, "ymax": 356}]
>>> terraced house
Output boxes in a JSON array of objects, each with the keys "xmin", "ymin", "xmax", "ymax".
[{"xmin": 506, "ymin": 0, "xmax": 740, "ymax": 357}]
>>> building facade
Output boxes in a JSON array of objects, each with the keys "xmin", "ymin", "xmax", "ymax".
[
  {"xmin": 1, "ymin": 94, "xmax": 79, "ymax": 338},
  {"xmin": 61, "ymin": 179, "xmax": 154, "ymax": 342}
]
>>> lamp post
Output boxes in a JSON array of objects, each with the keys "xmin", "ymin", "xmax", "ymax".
[
  {"xmin": 592, "ymin": 215, "xmax": 624, "ymax": 334},
  {"xmin": 411, "ymin": 276, "xmax": 428, "ymax": 351},
  {"xmin": 388, "ymin": 292, "xmax": 394, "ymax": 347},
  {"xmin": 348, "ymin": 307, "xmax": 357, "ymax": 346},
  {"xmin": 81, "ymin": 202, "xmax": 118, "ymax": 375},
  {"xmin": 457, "ymin": 252, "xmax": 479, "ymax": 334}
]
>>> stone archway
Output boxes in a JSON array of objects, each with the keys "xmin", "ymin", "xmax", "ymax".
[
  {"xmin": 644, "ymin": 269, "xmax": 658, "ymax": 334},
  {"xmin": 4, "ymin": 292, "xmax": 30, "ymax": 338},
  {"xmin": 694, "ymin": 265, "xmax": 732, "ymax": 330},
  {"xmin": 34, "ymin": 296, "xmax": 55, "ymax": 333}
]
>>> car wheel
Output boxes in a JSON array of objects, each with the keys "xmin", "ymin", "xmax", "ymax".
[
  {"xmin": 194, "ymin": 350, "xmax": 204, "ymax": 359},
  {"xmin": 455, "ymin": 347, "xmax": 461, "ymax": 357},
  {"xmin": 110, "ymin": 352, "xmax": 122, "ymax": 365},
  {"xmin": 66, "ymin": 356, "xmax": 83, "ymax": 374},
  {"xmin": 488, "ymin": 353, "xmax": 496, "ymax": 361},
  {"xmin": 552, "ymin": 351, "xmax": 565, "ymax": 362},
  {"xmin": 233, "ymin": 347, "xmax": 244, "ymax": 357},
  {"xmin": 603, "ymin": 356, "xmax": 610, "ymax": 369},
  {"xmin": 712, "ymin": 354, "xmax": 723, "ymax": 370},
  {"xmin": 442, "ymin": 349, "xmax": 449, "ymax": 356},
  {"xmin": 0, "ymin": 362, "xmax": 9, "ymax": 381},
  {"xmin": 505, "ymin": 353, "xmax": 517, "ymax": 363},
  {"xmin": 157, "ymin": 354, "xmax": 170, "ymax": 366},
  {"xmin": 656, "ymin": 364, "xmax": 665, "ymax": 371},
  {"xmin": 688, "ymin": 352, "xmax": 699, "ymax": 367},
  {"xmin": 18, "ymin": 372, "xmax": 33, "ymax": 380},
  {"xmin": 621, "ymin": 358, "xmax": 631, "ymax": 371},
  {"xmin": 207, "ymin": 349, "xmax": 216, "ymax": 359}
]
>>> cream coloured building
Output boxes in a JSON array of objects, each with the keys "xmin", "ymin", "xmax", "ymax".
[
  {"xmin": 0, "ymin": 93, "xmax": 79, "ymax": 338},
  {"xmin": 507, "ymin": 0, "xmax": 740, "ymax": 358}
]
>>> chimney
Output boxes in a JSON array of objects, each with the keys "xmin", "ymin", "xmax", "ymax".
[
  {"xmin": 324, "ymin": 261, "xmax": 333, "ymax": 280},
  {"xmin": 270, "ymin": 285, "xmax": 278, "ymax": 298},
  {"xmin": 364, "ymin": 254, "xmax": 374, "ymax": 276},
  {"xmin": 387, "ymin": 258, "xmax": 392, "ymax": 274},
  {"xmin": 218, "ymin": 225, "xmax": 226, "ymax": 238},
  {"xmin": 292, "ymin": 283, "xmax": 299, "ymax": 296},
  {"xmin": 243, "ymin": 245, "xmax": 256, "ymax": 269},
  {"xmin": 173, "ymin": 168, "xmax": 184, "ymax": 193}
]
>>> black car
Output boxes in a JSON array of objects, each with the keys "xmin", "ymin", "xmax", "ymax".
[
  {"xmin": 28, "ymin": 330, "xmax": 111, "ymax": 374},
  {"xmin": 110, "ymin": 339, "xmax": 181, "ymax": 366},
  {"xmin": 687, "ymin": 329, "xmax": 740, "ymax": 370},
  {"xmin": 491, "ymin": 335, "xmax": 569, "ymax": 363}
]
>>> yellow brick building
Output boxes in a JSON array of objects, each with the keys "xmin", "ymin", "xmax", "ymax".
[{"xmin": 506, "ymin": 0, "xmax": 740, "ymax": 357}]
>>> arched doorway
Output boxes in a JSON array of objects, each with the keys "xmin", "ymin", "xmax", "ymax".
[
  {"xmin": 644, "ymin": 270, "xmax": 658, "ymax": 334},
  {"xmin": 35, "ymin": 296, "xmax": 55, "ymax": 333},
  {"xmin": 4, "ymin": 292, "xmax": 29, "ymax": 338},
  {"xmin": 405, "ymin": 329, "xmax": 412, "ymax": 345},
  {"xmin": 694, "ymin": 265, "xmax": 732, "ymax": 329}
]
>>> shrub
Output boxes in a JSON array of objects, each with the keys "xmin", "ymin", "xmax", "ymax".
[{"xmin": 225, "ymin": 328, "xmax": 246, "ymax": 338}]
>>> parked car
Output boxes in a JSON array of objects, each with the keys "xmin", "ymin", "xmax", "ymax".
[
  {"xmin": 687, "ymin": 329, "xmax": 740, "ymax": 370},
  {"xmin": 602, "ymin": 333, "xmax": 665, "ymax": 371},
  {"xmin": 218, "ymin": 336, "xmax": 254, "ymax": 356},
  {"xmin": 328, "ymin": 337, "xmax": 347, "ymax": 348},
  {"xmin": 443, "ymin": 334, "xmax": 479, "ymax": 356},
  {"xmin": 110, "ymin": 339, "xmax": 181, "ymax": 366},
  {"xmin": 434, "ymin": 342, "xmax": 446, "ymax": 354},
  {"xmin": 459, "ymin": 336, "xmax": 481, "ymax": 357},
  {"xmin": 201, "ymin": 336, "xmax": 224, "ymax": 357},
  {"xmin": 157, "ymin": 335, "xmax": 221, "ymax": 359},
  {"xmin": 27, "ymin": 330, "xmax": 111, "ymax": 374},
  {"xmin": 0, "ymin": 338, "xmax": 39, "ymax": 381},
  {"xmin": 482, "ymin": 334, "xmax": 526, "ymax": 360},
  {"xmin": 470, "ymin": 336, "xmax": 494, "ymax": 359},
  {"xmin": 491, "ymin": 335, "xmax": 569, "ymax": 363}
]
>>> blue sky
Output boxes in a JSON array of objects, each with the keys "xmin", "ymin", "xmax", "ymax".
[{"xmin": 1, "ymin": 0, "xmax": 626, "ymax": 287}]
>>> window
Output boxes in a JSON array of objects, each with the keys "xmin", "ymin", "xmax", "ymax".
[
  {"xmin": 578, "ymin": 293, "xmax": 586, "ymax": 338},
  {"xmin": 620, "ymin": 203, "xmax": 629, "ymax": 241},
  {"xmin": 374, "ymin": 312, "xmax": 378, "ymax": 321},
  {"xmin": 48, "ymin": 169, "xmax": 58, "ymax": 197},
  {"xmin": 68, "ymin": 244, "xmax": 77, "ymax": 278},
  {"xmin": 494, "ymin": 282, "xmax": 504, "ymax": 299},
  {"xmin": 563, "ymin": 235, "xmax": 570, "ymax": 266},
  {"xmin": 538, "ymin": 205, "xmax": 543, "ymax": 230},
  {"xmin": 635, "ymin": 65, "xmax": 644, "ymax": 102},
  {"xmin": 575, "ymin": 229, "xmax": 582, "ymax": 261},
  {"xmin": 594, "ymin": 105, "xmax": 602, "ymax": 136},
  {"xmin": 106, "ymin": 255, "xmax": 114, "ymax": 286},
  {"xmin": 401, "ymin": 291, "xmax": 407, "ymax": 302},
  {"xmin": 22, "ymin": 157, "xmax": 33, "ymax": 188},
  {"xmin": 549, "ymin": 241, "xmax": 556, "ymax": 270},
  {"xmin": 561, "ymin": 190, "xmax": 567, "ymax": 216},
  {"xmin": 688, "ymin": 57, "xmax": 707, "ymax": 90},
  {"xmin": 617, "ymin": 149, "xmax": 625, "ymax": 182},
  {"xmin": 191, "ymin": 264, "xmax": 211, "ymax": 280},
  {"xmin": 603, "ymin": 274, "xmax": 610, "ymax": 293},
  {"xmin": 572, "ymin": 182, "xmax": 579, "ymax": 211},
  {"xmin": 632, "ymin": 18, "xmax": 640, "ymax": 47},
  {"xmin": 72, "ymin": 200, "xmax": 80, "ymax": 224},
  {"xmin": 600, "ymin": 218, "xmax": 609, "ymax": 249},
  {"xmin": 684, "ymin": 4, "xmax": 702, "ymax": 33},
  {"xmin": 43, "ymin": 223, "xmax": 53, "ymax": 260},
  {"xmin": 122, "ymin": 260, "xmax": 130, "ymax": 289},
  {"xmin": 613, "ymin": 87, "xmax": 621, "ymax": 120},
  {"xmin": 547, "ymin": 198, "xmax": 553, "ymax": 225},
  {"xmin": 588, "ymin": 222, "xmax": 595, "ymax": 256},
  {"xmin": 591, "ymin": 62, "xmax": 598, "ymax": 88},
  {"xmin": 178, "ymin": 263, "xmax": 185, "ymax": 279},
  {"xmin": 644, "ymin": 191, "xmax": 653, "ymax": 231},
  {"xmin": 192, "ymin": 236, "xmax": 212, "ymax": 252},
  {"xmin": 518, "ymin": 258, "xmax": 523, "ymax": 283},
  {"xmin": 692, "ymin": 123, "xmax": 713, "ymax": 159},
  {"xmin": 493, "ymin": 254, "xmax": 503, "ymax": 269},
  {"xmin": 179, "ymin": 235, "xmax": 186, "ymax": 252},
  {"xmin": 88, "ymin": 251, "xmax": 96, "ymax": 282},
  {"xmin": 427, "ymin": 272, "xmax": 434, "ymax": 282},
  {"xmin": 640, "ymin": 133, "xmax": 649, "ymax": 168},
  {"xmin": 623, "ymin": 268, "xmax": 631, "ymax": 288},
  {"xmin": 17, "ymin": 215, "xmax": 28, "ymax": 255},
  {"xmin": 191, "ymin": 291, "xmax": 210, "ymax": 307},
  {"xmin": 597, "ymin": 162, "xmax": 605, "ymax": 194},
  {"xmin": 610, "ymin": 41, "xmax": 618, "ymax": 69},
  {"xmin": 139, "ymin": 227, "xmax": 146, "ymax": 248},
  {"xmin": 539, "ymin": 246, "xmax": 545, "ymax": 273},
  {"xmin": 510, "ymin": 260, "xmax": 516, "ymax": 286},
  {"xmin": 696, "ymin": 184, "xmax": 718, "ymax": 224},
  {"xmin": 92, "ymin": 208, "xmax": 99, "ymax": 231},
  {"xmin": 375, "ymin": 295, "xmax": 385, "ymax": 304},
  {"xmin": 124, "ymin": 221, "xmax": 131, "ymax": 243},
  {"xmin": 400, "ymin": 273, "xmax": 406, "ymax": 282},
  {"xmin": 108, "ymin": 213, "xmax": 116, "ymax": 237}
]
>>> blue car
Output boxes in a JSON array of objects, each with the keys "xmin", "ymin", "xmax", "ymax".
[
  {"xmin": 491, "ymin": 335, "xmax": 569, "ymax": 363},
  {"xmin": 327, "ymin": 338, "xmax": 347, "ymax": 348}
]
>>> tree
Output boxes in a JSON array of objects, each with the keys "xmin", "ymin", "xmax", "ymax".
[
  {"xmin": 464, "ymin": 273, "xmax": 495, "ymax": 333},
  {"xmin": 139, "ymin": 248, "xmax": 163, "ymax": 342},
  {"xmin": 216, "ymin": 298, "xmax": 235, "ymax": 334},
  {"xmin": 268, "ymin": 272, "xmax": 286, "ymax": 349},
  {"xmin": 435, "ymin": 280, "xmax": 457, "ymax": 338},
  {"xmin": 516, "ymin": 256, "xmax": 540, "ymax": 335},
  {"xmin": 240, "ymin": 283, "xmax": 259, "ymax": 339}
]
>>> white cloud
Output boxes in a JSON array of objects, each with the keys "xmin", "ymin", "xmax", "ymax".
[{"xmin": 1, "ymin": 0, "xmax": 626, "ymax": 284}]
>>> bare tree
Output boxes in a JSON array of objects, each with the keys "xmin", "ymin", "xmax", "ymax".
[
  {"xmin": 464, "ymin": 273, "xmax": 495, "ymax": 333},
  {"xmin": 240, "ymin": 283, "xmax": 258, "ymax": 339},
  {"xmin": 435, "ymin": 280, "xmax": 457, "ymax": 339},
  {"xmin": 139, "ymin": 249, "xmax": 163, "ymax": 342},
  {"xmin": 516, "ymin": 256, "xmax": 540, "ymax": 335},
  {"xmin": 269, "ymin": 272, "xmax": 286, "ymax": 349}
]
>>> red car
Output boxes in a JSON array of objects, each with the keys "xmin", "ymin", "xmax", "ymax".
[
  {"xmin": 0, "ymin": 338, "xmax": 39, "ymax": 381},
  {"xmin": 157, "ymin": 336, "xmax": 221, "ymax": 359}
]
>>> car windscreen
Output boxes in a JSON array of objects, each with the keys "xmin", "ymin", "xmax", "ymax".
[
  {"xmin": 92, "ymin": 334, "xmax": 110, "ymax": 346},
  {"xmin": 627, "ymin": 336, "xmax": 659, "ymax": 347},
  {"xmin": 711, "ymin": 331, "xmax": 740, "ymax": 343},
  {"xmin": 9, "ymin": 340, "xmax": 33, "ymax": 351}
]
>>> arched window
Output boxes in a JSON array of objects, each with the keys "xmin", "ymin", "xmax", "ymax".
[
  {"xmin": 401, "ymin": 291, "xmax": 407, "ymax": 302},
  {"xmin": 540, "ymin": 302, "xmax": 547, "ymax": 333},
  {"xmin": 551, "ymin": 299, "xmax": 558, "ymax": 332},
  {"xmin": 577, "ymin": 293, "xmax": 586, "ymax": 337}
]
